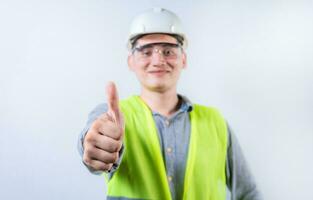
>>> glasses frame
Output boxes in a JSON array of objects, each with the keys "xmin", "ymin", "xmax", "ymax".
[{"xmin": 131, "ymin": 42, "xmax": 182, "ymax": 60}]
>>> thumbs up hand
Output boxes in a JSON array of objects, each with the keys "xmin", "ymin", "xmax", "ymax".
[
  {"xmin": 106, "ymin": 81, "xmax": 124, "ymax": 130},
  {"xmin": 83, "ymin": 82, "xmax": 124, "ymax": 172}
]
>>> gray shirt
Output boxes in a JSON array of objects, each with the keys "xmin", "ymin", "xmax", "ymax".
[{"xmin": 77, "ymin": 95, "xmax": 262, "ymax": 200}]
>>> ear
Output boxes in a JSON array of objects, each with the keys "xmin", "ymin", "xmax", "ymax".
[
  {"xmin": 127, "ymin": 53, "xmax": 135, "ymax": 71},
  {"xmin": 181, "ymin": 51, "xmax": 187, "ymax": 69}
]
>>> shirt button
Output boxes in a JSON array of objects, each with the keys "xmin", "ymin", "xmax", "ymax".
[
  {"xmin": 165, "ymin": 120, "xmax": 170, "ymax": 126},
  {"xmin": 168, "ymin": 175, "xmax": 173, "ymax": 182},
  {"xmin": 167, "ymin": 147, "xmax": 172, "ymax": 153}
]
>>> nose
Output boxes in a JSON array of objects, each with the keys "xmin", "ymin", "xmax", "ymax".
[{"xmin": 150, "ymin": 49, "xmax": 166, "ymax": 66}]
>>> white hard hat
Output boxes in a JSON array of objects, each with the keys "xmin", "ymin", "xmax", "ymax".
[{"xmin": 127, "ymin": 7, "xmax": 188, "ymax": 50}]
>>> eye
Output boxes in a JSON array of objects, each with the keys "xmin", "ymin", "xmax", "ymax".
[
  {"xmin": 141, "ymin": 48, "xmax": 153, "ymax": 57},
  {"xmin": 163, "ymin": 48, "xmax": 175, "ymax": 57}
]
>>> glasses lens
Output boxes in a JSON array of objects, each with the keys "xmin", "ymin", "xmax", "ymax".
[{"xmin": 133, "ymin": 43, "xmax": 181, "ymax": 60}]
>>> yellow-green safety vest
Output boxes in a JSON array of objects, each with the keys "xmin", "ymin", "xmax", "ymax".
[{"xmin": 106, "ymin": 96, "xmax": 228, "ymax": 200}]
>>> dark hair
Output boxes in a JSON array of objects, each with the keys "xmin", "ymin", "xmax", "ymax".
[{"xmin": 130, "ymin": 33, "xmax": 184, "ymax": 49}]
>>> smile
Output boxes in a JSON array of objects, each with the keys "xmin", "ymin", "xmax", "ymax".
[{"xmin": 148, "ymin": 70, "xmax": 169, "ymax": 75}]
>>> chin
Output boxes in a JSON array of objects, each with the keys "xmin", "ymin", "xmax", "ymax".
[{"xmin": 145, "ymin": 83, "xmax": 169, "ymax": 93}]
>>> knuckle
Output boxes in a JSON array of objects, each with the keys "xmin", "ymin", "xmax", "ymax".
[
  {"xmin": 109, "ymin": 152, "xmax": 118, "ymax": 163},
  {"xmin": 106, "ymin": 141, "xmax": 114, "ymax": 152},
  {"xmin": 85, "ymin": 130, "xmax": 99, "ymax": 142},
  {"xmin": 108, "ymin": 140, "xmax": 119, "ymax": 152},
  {"xmin": 90, "ymin": 120, "xmax": 100, "ymax": 130},
  {"xmin": 111, "ymin": 126, "xmax": 122, "ymax": 140},
  {"xmin": 84, "ymin": 146, "xmax": 97, "ymax": 158},
  {"xmin": 102, "ymin": 152, "xmax": 117, "ymax": 164},
  {"xmin": 92, "ymin": 118, "xmax": 106, "ymax": 130},
  {"xmin": 117, "ymin": 141, "xmax": 123, "ymax": 151},
  {"xmin": 113, "ymin": 152, "xmax": 119, "ymax": 163},
  {"xmin": 102, "ymin": 152, "xmax": 112, "ymax": 163},
  {"xmin": 106, "ymin": 163, "xmax": 113, "ymax": 171},
  {"xmin": 113, "ymin": 143, "xmax": 119, "ymax": 152},
  {"xmin": 84, "ymin": 134, "xmax": 94, "ymax": 144},
  {"xmin": 83, "ymin": 155, "xmax": 91, "ymax": 166},
  {"xmin": 112, "ymin": 140, "xmax": 122, "ymax": 152},
  {"xmin": 100, "ymin": 163, "xmax": 111, "ymax": 171}
]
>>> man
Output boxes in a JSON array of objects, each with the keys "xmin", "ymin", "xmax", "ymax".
[{"xmin": 78, "ymin": 7, "xmax": 261, "ymax": 200}]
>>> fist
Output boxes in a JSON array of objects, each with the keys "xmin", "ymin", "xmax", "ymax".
[{"xmin": 83, "ymin": 82, "xmax": 124, "ymax": 172}]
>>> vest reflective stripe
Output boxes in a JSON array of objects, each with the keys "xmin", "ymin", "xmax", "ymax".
[{"xmin": 107, "ymin": 96, "xmax": 227, "ymax": 200}]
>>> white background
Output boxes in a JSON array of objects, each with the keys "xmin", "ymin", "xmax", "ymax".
[{"xmin": 1, "ymin": 0, "xmax": 312, "ymax": 199}]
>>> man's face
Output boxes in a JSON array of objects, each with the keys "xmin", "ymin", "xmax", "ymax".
[{"xmin": 128, "ymin": 34, "xmax": 187, "ymax": 93}]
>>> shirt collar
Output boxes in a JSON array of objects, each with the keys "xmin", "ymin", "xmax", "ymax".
[
  {"xmin": 178, "ymin": 94, "xmax": 193, "ymax": 112},
  {"xmin": 151, "ymin": 94, "xmax": 193, "ymax": 116}
]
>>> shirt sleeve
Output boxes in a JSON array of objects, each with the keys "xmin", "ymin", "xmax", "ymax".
[
  {"xmin": 77, "ymin": 103, "xmax": 124, "ymax": 177},
  {"xmin": 225, "ymin": 123, "xmax": 263, "ymax": 200}
]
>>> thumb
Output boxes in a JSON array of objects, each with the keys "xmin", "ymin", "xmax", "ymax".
[{"xmin": 106, "ymin": 81, "xmax": 121, "ymax": 124}]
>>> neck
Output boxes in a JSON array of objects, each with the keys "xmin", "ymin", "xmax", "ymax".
[{"xmin": 140, "ymin": 87, "xmax": 180, "ymax": 117}]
